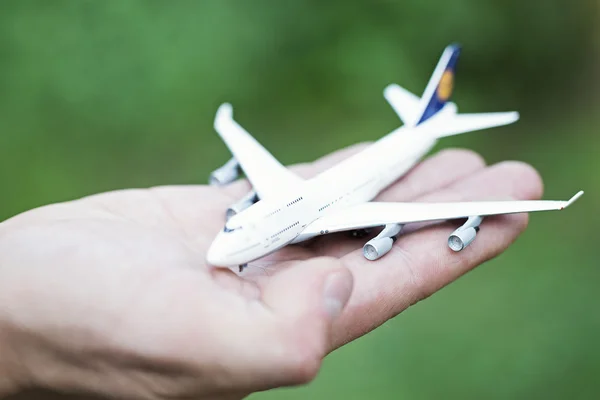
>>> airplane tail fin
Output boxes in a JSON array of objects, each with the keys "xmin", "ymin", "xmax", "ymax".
[
  {"xmin": 384, "ymin": 44, "xmax": 460, "ymax": 127},
  {"xmin": 384, "ymin": 44, "xmax": 519, "ymax": 135},
  {"xmin": 415, "ymin": 43, "xmax": 461, "ymax": 125}
]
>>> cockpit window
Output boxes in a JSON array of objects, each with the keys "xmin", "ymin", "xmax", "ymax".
[{"xmin": 223, "ymin": 225, "xmax": 241, "ymax": 233}]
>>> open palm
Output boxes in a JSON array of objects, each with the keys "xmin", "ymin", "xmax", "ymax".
[{"xmin": 0, "ymin": 144, "xmax": 542, "ymax": 399}]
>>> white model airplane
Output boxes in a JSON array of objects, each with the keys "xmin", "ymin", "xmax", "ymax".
[{"xmin": 206, "ymin": 44, "xmax": 583, "ymax": 271}]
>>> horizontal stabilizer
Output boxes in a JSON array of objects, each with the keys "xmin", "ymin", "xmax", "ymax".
[
  {"xmin": 383, "ymin": 84, "xmax": 421, "ymax": 126},
  {"xmin": 422, "ymin": 111, "xmax": 520, "ymax": 138}
]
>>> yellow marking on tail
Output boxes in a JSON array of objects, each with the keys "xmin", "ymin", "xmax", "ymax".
[{"xmin": 437, "ymin": 70, "xmax": 454, "ymax": 101}]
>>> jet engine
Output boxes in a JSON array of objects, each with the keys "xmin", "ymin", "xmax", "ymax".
[
  {"xmin": 209, "ymin": 158, "xmax": 240, "ymax": 186},
  {"xmin": 448, "ymin": 216, "xmax": 483, "ymax": 252},
  {"xmin": 226, "ymin": 190, "xmax": 259, "ymax": 221},
  {"xmin": 362, "ymin": 223, "xmax": 403, "ymax": 261}
]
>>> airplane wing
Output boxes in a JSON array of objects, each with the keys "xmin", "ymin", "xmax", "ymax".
[
  {"xmin": 213, "ymin": 103, "xmax": 303, "ymax": 198},
  {"xmin": 422, "ymin": 111, "xmax": 520, "ymax": 138},
  {"xmin": 303, "ymin": 191, "xmax": 583, "ymax": 235}
]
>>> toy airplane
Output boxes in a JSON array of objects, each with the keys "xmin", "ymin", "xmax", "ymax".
[{"xmin": 206, "ymin": 44, "xmax": 583, "ymax": 271}]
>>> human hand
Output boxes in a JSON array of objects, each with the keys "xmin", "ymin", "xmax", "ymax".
[{"xmin": 0, "ymin": 145, "xmax": 542, "ymax": 399}]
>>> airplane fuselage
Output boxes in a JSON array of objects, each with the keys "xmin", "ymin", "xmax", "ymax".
[{"xmin": 206, "ymin": 125, "xmax": 437, "ymax": 267}]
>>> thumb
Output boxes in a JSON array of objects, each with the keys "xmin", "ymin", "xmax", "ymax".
[
  {"xmin": 260, "ymin": 257, "xmax": 353, "ymax": 384},
  {"xmin": 262, "ymin": 256, "xmax": 353, "ymax": 324}
]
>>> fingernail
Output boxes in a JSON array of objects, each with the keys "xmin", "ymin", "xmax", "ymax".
[{"xmin": 323, "ymin": 270, "xmax": 353, "ymax": 320}]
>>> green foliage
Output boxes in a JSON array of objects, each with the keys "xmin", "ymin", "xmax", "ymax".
[{"xmin": 1, "ymin": 1, "xmax": 598, "ymax": 398}]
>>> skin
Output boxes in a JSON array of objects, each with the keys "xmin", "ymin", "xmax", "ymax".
[{"xmin": 0, "ymin": 144, "xmax": 542, "ymax": 399}]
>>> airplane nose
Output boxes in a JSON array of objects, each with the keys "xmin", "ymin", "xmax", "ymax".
[
  {"xmin": 206, "ymin": 234, "xmax": 227, "ymax": 266},
  {"xmin": 206, "ymin": 246, "xmax": 219, "ymax": 266},
  {"xmin": 206, "ymin": 230, "xmax": 257, "ymax": 267}
]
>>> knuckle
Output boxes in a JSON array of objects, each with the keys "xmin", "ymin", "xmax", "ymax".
[
  {"xmin": 283, "ymin": 350, "xmax": 322, "ymax": 384},
  {"xmin": 276, "ymin": 326, "xmax": 326, "ymax": 385}
]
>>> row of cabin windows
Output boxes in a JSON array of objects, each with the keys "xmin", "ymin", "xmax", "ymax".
[
  {"xmin": 287, "ymin": 197, "xmax": 303, "ymax": 207},
  {"xmin": 271, "ymin": 221, "xmax": 300, "ymax": 239},
  {"xmin": 317, "ymin": 180, "xmax": 372, "ymax": 213},
  {"xmin": 266, "ymin": 208, "xmax": 281, "ymax": 217},
  {"xmin": 318, "ymin": 203, "xmax": 331, "ymax": 212},
  {"xmin": 318, "ymin": 194, "xmax": 346, "ymax": 212}
]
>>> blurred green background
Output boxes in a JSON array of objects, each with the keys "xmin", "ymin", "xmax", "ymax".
[{"xmin": 1, "ymin": 1, "xmax": 599, "ymax": 399}]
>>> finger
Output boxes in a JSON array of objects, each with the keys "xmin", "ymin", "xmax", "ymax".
[
  {"xmin": 330, "ymin": 161, "xmax": 543, "ymax": 349},
  {"xmin": 309, "ymin": 148, "xmax": 486, "ymax": 257},
  {"xmin": 257, "ymin": 257, "xmax": 353, "ymax": 386}
]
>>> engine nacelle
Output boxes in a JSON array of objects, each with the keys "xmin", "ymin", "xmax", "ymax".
[
  {"xmin": 362, "ymin": 223, "xmax": 403, "ymax": 261},
  {"xmin": 448, "ymin": 227, "xmax": 477, "ymax": 252},
  {"xmin": 209, "ymin": 158, "xmax": 240, "ymax": 186},
  {"xmin": 447, "ymin": 216, "xmax": 483, "ymax": 252},
  {"xmin": 226, "ymin": 191, "xmax": 258, "ymax": 221},
  {"xmin": 363, "ymin": 237, "xmax": 394, "ymax": 261}
]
